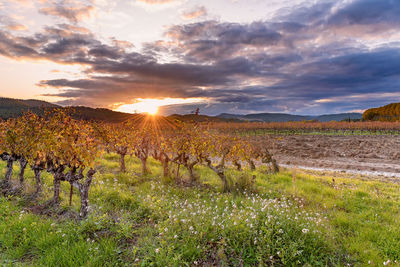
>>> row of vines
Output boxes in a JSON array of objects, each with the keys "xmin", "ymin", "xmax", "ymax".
[
  {"xmin": 210, "ymin": 121, "xmax": 400, "ymax": 135},
  {"xmin": 0, "ymin": 110, "xmax": 277, "ymax": 218}
]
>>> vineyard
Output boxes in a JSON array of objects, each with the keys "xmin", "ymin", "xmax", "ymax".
[
  {"xmin": 0, "ymin": 110, "xmax": 278, "ymax": 218},
  {"xmin": 209, "ymin": 121, "xmax": 400, "ymax": 135},
  {"xmin": 1, "ymin": 111, "xmax": 400, "ymax": 266}
]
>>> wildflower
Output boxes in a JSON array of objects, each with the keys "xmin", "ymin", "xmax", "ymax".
[
  {"xmin": 155, "ymin": 248, "xmax": 160, "ymax": 254},
  {"xmin": 278, "ymin": 229, "xmax": 283, "ymax": 234},
  {"xmin": 302, "ymin": 228, "xmax": 309, "ymax": 234}
]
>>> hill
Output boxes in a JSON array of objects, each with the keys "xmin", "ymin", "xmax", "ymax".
[
  {"xmin": 0, "ymin": 97, "xmax": 239, "ymax": 123},
  {"xmin": 0, "ymin": 97, "xmax": 59, "ymax": 119},
  {"xmin": 218, "ymin": 112, "xmax": 362, "ymax": 122},
  {"xmin": 363, "ymin": 103, "xmax": 400, "ymax": 121},
  {"xmin": 0, "ymin": 97, "xmax": 139, "ymax": 123},
  {"xmin": 68, "ymin": 106, "xmax": 139, "ymax": 123},
  {"xmin": 314, "ymin": 113, "xmax": 363, "ymax": 122},
  {"xmin": 0, "ymin": 97, "xmax": 363, "ymax": 123},
  {"xmin": 168, "ymin": 114, "xmax": 240, "ymax": 123}
]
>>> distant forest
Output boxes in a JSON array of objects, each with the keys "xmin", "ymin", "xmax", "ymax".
[{"xmin": 363, "ymin": 103, "xmax": 400, "ymax": 121}]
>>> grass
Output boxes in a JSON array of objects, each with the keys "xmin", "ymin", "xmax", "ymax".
[{"xmin": 0, "ymin": 155, "xmax": 399, "ymax": 266}]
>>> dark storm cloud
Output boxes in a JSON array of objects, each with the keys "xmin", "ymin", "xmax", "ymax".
[
  {"xmin": 2, "ymin": 0, "xmax": 400, "ymax": 114},
  {"xmin": 275, "ymin": 1, "xmax": 335, "ymax": 25},
  {"xmin": 167, "ymin": 20, "xmax": 282, "ymax": 45},
  {"xmin": 276, "ymin": 0, "xmax": 400, "ymax": 35},
  {"xmin": 327, "ymin": 0, "xmax": 400, "ymax": 26},
  {"xmin": 164, "ymin": 21, "xmax": 282, "ymax": 62}
]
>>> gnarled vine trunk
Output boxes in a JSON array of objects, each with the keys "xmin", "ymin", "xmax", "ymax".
[
  {"xmin": 52, "ymin": 178, "xmax": 61, "ymax": 204},
  {"xmin": 185, "ymin": 162, "xmax": 198, "ymax": 183},
  {"xmin": 162, "ymin": 159, "xmax": 169, "ymax": 178},
  {"xmin": 140, "ymin": 157, "xmax": 148, "ymax": 175},
  {"xmin": 50, "ymin": 165, "xmax": 66, "ymax": 205},
  {"xmin": 248, "ymin": 160, "xmax": 256, "ymax": 171},
  {"xmin": 271, "ymin": 159, "xmax": 279, "ymax": 173},
  {"xmin": 33, "ymin": 168, "xmax": 42, "ymax": 194},
  {"xmin": 18, "ymin": 157, "xmax": 28, "ymax": 186},
  {"xmin": 176, "ymin": 164, "xmax": 181, "ymax": 180},
  {"xmin": 77, "ymin": 169, "xmax": 96, "ymax": 218},
  {"xmin": 234, "ymin": 161, "xmax": 242, "ymax": 171},
  {"xmin": 119, "ymin": 153, "xmax": 126, "ymax": 173},
  {"xmin": 2, "ymin": 154, "xmax": 14, "ymax": 190},
  {"xmin": 206, "ymin": 160, "xmax": 228, "ymax": 192}
]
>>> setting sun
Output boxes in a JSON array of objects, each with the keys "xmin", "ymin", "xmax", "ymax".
[{"xmin": 114, "ymin": 98, "xmax": 204, "ymax": 115}]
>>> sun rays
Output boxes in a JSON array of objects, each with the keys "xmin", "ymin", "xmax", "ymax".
[{"xmin": 114, "ymin": 98, "xmax": 205, "ymax": 115}]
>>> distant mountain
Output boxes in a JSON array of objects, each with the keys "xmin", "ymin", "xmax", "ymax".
[
  {"xmin": 363, "ymin": 103, "xmax": 400, "ymax": 121},
  {"xmin": 168, "ymin": 114, "xmax": 240, "ymax": 123},
  {"xmin": 315, "ymin": 113, "xmax": 363, "ymax": 122},
  {"xmin": 0, "ymin": 97, "xmax": 59, "ymax": 119},
  {"xmin": 219, "ymin": 113, "xmax": 309, "ymax": 122},
  {"xmin": 0, "ymin": 97, "xmax": 363, "ymax": 123},
  {"xmin": 218, "ymin": 112, "xmax": 362, "ymax": 122},
  {"xmin": 0, "ymin": 97, "xmax": 238, "ymax": 123}
]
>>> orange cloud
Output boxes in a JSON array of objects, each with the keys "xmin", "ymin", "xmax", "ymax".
[
  {"xmin": 39, "ymin": 1, "xmax": 95, "ymax": 23},
  {"xmin": 136, "ymin": 0, "xmax": 176, "ymax": 4},
  {"xmin": 182, "ymin": 6, "xmax": 207, "ymax": 20},
  {"xmin": 6, "ymin": 23, "xmax": 27, "ymax": 31}
]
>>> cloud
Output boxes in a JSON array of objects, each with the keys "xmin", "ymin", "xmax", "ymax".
[
  {"xmin": 134, "ymin": 0, "xmax": 184, "ymax": 10},
  {"xmin": 327, "ymin": 0, "xmax": 400, "ymax": 27},
  {"xmin": 39, "ymin": 0, "xmax": 96, "ymax": 23},
  {"xmin": 136, "ymin": 0, "xmax": 176, "ymax": 4},
  {"xmin": 2, "ymin": 0, "xmax": 400, "ymax": 114},
  {"xmin": 275, "ymin": 0, "xmax": 400, "ymax": 38},
  {"xmin": 0, "ymin": 14, "xmax": 28, "ymax": 31},
  {"xmin": 163, "ymin": 20, "xmax": 283, "ymax": 63},
  {"xmin": 182, "ymin": 6, "xmax": 207, "ymax": 20}
]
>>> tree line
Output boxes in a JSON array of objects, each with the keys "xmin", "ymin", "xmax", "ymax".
[{"xmin": 363, "ymin": 103, "xmax": 400, "ymax": 121}]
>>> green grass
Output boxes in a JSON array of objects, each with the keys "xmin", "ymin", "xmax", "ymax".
[{"xmin": 0, "ymin": 155, "xmax": 400, "ymax": 266}]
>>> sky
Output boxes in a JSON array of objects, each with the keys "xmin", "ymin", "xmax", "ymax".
[{"xmin": 0, "ymin": 0, "xmax": 400, "ymax": 115}]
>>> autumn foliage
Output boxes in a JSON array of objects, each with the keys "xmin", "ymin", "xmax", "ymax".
[{"xmin": 0, "ymin": 111, "xmax": 278, "ymax": 217}]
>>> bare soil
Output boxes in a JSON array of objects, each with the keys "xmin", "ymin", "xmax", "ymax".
[{"xmin": 267, "ymin": 135, "xmax": 400, "ymax": 179}]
